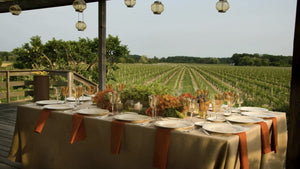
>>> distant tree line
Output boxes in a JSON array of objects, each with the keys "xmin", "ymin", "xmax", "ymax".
[
  {"xmin": 231, "ymin": 53, "xmax": 292, "ymax": 66},
  {"xmin": 124, "ymin": 54, "xmax": 292, "ymax": 66}
]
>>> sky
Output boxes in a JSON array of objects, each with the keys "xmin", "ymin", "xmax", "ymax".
[{"xmin": 0, "ymin": 0, "xmax": 297, "ymax": 58}]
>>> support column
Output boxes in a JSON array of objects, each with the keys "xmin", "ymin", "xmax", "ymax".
[
  {"xmin": 98, "ymin": 0, "xmax": 106, "ymax": 91},
  {"xmin": 287, "ymin": 1, "xmax": 300, "ymax": 168}
]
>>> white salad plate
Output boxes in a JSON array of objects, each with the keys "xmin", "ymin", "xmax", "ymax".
[
  {"xmin": 226, "ymin": 115, "xmax": 264, "ymax": 123},
  {"xmin": 36, "ymin": 100, "xmax": 64, "ymax": 105},
  {"xmin": 240, "ymin": 107, "xmax": 268, "ymax": 112},
  {"xmin": 114, "ymin": 114, "xmax": 151, "ymax": 123},
  {"xmin": 202, "ymin": 123, "xmax": 247, "ymax": 134},
  {"xmin": 154, "ymin": 120, "xmax": 194, "ymax": 130},
  {"xmin": 67, "ymin": 96, "xmax": 92, "ymax": 102},
  {"xmin": 241, "ymin": 111, "xmax": 277, "ymax": 118},
  {"xmin": 76, "ymin": 108, "xmax": 109, "ymax": 116},
  {"xmin": 43, "ymin": 104, "xmax": 73, "ymax": 110}
]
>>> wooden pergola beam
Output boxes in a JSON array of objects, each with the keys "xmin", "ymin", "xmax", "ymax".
[{"xmin": 0, "ymin": 0, "xmax": 98, "ymax": 13}]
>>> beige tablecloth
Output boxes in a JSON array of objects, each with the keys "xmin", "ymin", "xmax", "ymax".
[{"xmin": 8, "ymin": 104, "xmax": 287, "ymax": 169}]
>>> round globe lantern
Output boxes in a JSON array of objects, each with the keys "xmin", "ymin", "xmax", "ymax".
[
  {"xmin": 216, "ymin": 0, "xmax": 230, "ymax": 13},
  {"xmin": 151, "ymin": 1, "xmax": 164, "ymax": 15},
  {"xmin": 124, "ymin": 0, "xmax": 136, "ymax": 8},
  {"xmin": 73, "ymin": 0, "xmax": 87, "ymax": 12},
  {"xmin": 9, "ymin": 4, "xmax": 22, "ymax": 16},
  {"xmin": 75, "ymin": 21, "xmax": 87, "ymax": 31}
]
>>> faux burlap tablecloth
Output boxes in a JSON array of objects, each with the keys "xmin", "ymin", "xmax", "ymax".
[{"xmin": 8, "ymin": 104, "xmax": 287, "ymax": 169}]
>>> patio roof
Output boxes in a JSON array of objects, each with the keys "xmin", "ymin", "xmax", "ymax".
[{"xmin": 0, "ymin": 0, "xmax": 98, "ymax": 13}]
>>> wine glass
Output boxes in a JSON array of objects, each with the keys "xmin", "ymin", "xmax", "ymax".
[
  {"xmin": 61, "ymin": 86, "xmax": 69, "ymax": 103},
  {"xmin": 108, "ymin": 91, "xmax": 117, "ymax": 114},
  {"xmin": 237, "ymin": 93, "xmax": 244, "ymax": 111},
  {"xmin": 228, "ymin": 94, "xmax": 236, "ymax": 113},
  {"xmin": 53, "ymin": 87, "xmax": 61, "ymax": 103},
  {"xmin": 149, "ymin": 95, "xmax": 158, "ymax": 119}
]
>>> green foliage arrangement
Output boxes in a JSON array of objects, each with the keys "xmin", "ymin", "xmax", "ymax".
[{"xmin": 120, "ymin": 83, "xmax": 172, "ymax": 104}]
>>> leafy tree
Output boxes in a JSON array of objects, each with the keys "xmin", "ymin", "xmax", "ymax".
[
  {"xmin": 0, "ymin": 58, "xmax": 2, "ymax": 67},
  {"xmin": 139, "ymin": 55, "xmax": 148, "ymax": 63},
  {"xmin": 13, "ymin": 34, "xmax": 130, "ymax": 83}
]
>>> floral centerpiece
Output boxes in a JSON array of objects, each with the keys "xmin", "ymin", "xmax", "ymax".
[
  {"xmin": 146, "ymin": 94, "xmax": 190, "ymax": 118},
  {"xmin": 92, "ymin": 84, "xmax": 114, "ymax": 110}
]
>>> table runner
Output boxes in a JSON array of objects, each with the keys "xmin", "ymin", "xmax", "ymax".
[
  {"xmin": 153, "ymin": 127, "xmax": 174, "ymax": 169},
  {"xmin": 111, "ymin": 120, "xmax": 127, "ymax": 155},
  {"xmin": 34, "ymin": 109, "xmax": 51, "ymax": 133},
  {"xmin": 237, "ymin": 132, "xmax": 249, "ymax": 169},
  {"xmin": 271, "ymin": 117, "xmax": 278, "ymax": 153},
  {"xmin": 70, "ymin": 113, "xmax": 86, "ymax": 144}
]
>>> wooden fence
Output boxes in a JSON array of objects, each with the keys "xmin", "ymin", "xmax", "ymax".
[{"xmin": 0, "ymin": 70, "xmax": 98, "ymax": 103}]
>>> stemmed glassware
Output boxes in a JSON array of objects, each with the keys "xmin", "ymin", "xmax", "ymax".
[
  {"xmin": 108, "ymin": 91, "xmax": 118, "ymax": 114},
  {"xmin": 224, "ymin": 92, "xmax": 236, "ymax": 114},
  {"xmin": 72, "ymin": 86, "xmax": 83, "ymax": 106},
  {"xmin": 236, "ymin": 93, "xmax": 244, "ymax": 111},
  {"xmin": 61, "ymin": 86, "xmax": 69, "ymax": 103},
  {"xmin": 53, "ymin": 87, "xmax": 61, "ymax": 103},
  {"xmin": 149, "ymin": 95, "xmax": 159, "ymax": 119}
]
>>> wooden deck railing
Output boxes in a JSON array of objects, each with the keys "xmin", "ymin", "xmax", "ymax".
[{"xmin": 0, "ymin": 70, "xmax": 98, "ymax": 103}]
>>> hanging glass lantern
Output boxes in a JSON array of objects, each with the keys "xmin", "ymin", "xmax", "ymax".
[
  {"xmin": 216, "ymin": 0, "xmax": 230, "ymax": 13},
  {"xmin": 75, "ymin": 21, "xmax": 87, "ymax": 31},
  {"xmin": 151, "ymin": 1, "xmax": 164, "ymax": 15},
  {"xmin": 124, "ymin": 0, "xmax": 136, "ymax": 8},
  {"xmin": 9, "ymin": 4, "xmax": 22, "ymax": 16},
  {"xmin": 73, "ymin": 0, "xmax": 87, "ymax": 12}
]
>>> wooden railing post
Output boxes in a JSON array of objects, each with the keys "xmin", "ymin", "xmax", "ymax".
[
  {"xmin": 67, "ymin": 71, "xmax": 73, "ymax": 97},
  {"xmin": 6, "ymin": 71, "xmax": 10, "ymax": 103}
]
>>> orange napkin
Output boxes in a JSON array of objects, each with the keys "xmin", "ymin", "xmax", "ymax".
[
  {"xmin": 153, "ymin": 127, "xmax": 174, "ymax": 169},
  {"xmin": 70, "ymin": 113, "xmax": 86, "ymax": 144},
  {"xmin": 270, "ymin": 117, "xmax": 278, "ymax": 153},
  {"xmin": 34, "ymin": 109, "xmax": 51, "ymax": 133},
  {"xmin": 111, "ymin": 120, "xmax": 127, "ymax": 155},
  {"xmin": 237, "ymin": 132, "xmax": 249, "ymax": 169},
  {"xmin": 257, "ymin": 121, "xmax": 271, "ymax": 154}
]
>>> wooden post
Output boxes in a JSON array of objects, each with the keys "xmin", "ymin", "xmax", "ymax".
[
  {"xmin": 67, "ymin": 71, "xmax": 73, "ymax": 97},
  {"xmin": 286, "ymin": 1, "xmax": 300, "ymax": 168},
  {"xmin": 6, "ymin": 71, "xmax": 10, "ymax": 103},
  {"xmin": 98, "ymin": 0, "xmax": 106, "ymax": 91}
]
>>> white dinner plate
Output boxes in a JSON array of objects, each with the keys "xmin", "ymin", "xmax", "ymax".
[
  {"xmin": 67, "ymin": 96, "xmax": 92, "ymax": 102},
  {"xmin": 226, "ymin": 115, "xmax": 264, "ymax": 123},
  {"xmin": 114, "ymin": 114, "xmax": 151, "ymax": 123},
  {"xmin": 36, "ymin": 100, "xmax": 64, "ymax": 105},
  {"xmin": 203, "ymin": 123, "xmax": 247, "ymax": 134},
  {"xmin": 240, "ymin": 107, "xmax": 268, "ymax": 112},
  {"xmin": 76, "ymin": 108, "xmax": 109, "ymax": 116},
  {"xmin": 43, "ymin": 104, "xmax": 73, "ymax": 110},
  {"xmin": 154, "ymin": 120, "xmax": 194, "ymax": 130},
  {"xmin": 207, "ymin": 117, "xmax": 226, "ymax": 122},
  {"xmin": 241, "ymin": 111, "xmax": 278, "ymax": 118},
  {"xmin": 194, "ymin": 121, "xmax": 211, "ymax": 127}
]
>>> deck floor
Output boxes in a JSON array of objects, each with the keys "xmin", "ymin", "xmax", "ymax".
[{"xmin": 0, "ymin": 103, "xmax": 23, "ymax": 169}]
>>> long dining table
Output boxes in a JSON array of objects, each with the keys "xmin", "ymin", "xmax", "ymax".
[{"xmin": 8, "ymin": 103, "xmax": 287, "ymax": 169}]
